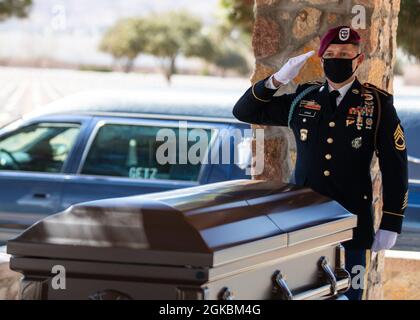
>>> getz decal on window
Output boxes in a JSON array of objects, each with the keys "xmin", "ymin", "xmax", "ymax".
[{"xmin": 129, "ymin": 167, "xmax": 158, "ymax": 179}]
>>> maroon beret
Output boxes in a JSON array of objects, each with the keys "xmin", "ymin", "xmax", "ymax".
[{"xmin": 318, "ymin": 25, "xmax": 361, "ymax": 57}]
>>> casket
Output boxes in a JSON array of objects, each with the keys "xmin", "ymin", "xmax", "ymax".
[{"xmin": 7, "ymin": 179, "xmax": 357, "ymax": 300}]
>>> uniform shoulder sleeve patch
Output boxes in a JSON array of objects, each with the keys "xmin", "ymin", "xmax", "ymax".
[
  {"xmin": 394, "ymin": 123, "xmax": 406, "ymax": 151},
  {"xmin": 362, "ymin": 82, "xmax": 392, "ymax": 97}
]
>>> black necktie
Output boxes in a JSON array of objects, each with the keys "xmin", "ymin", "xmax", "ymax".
[{"xmin": 329, "ymin": 90, "xmax": 340, "ymax": 111}]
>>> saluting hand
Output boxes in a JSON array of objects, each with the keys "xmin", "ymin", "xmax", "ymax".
[{"xmin": 271, "ymin": 50, "xmax": 315, "ymax": 87}]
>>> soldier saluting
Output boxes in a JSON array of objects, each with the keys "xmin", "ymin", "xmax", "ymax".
[{"xmin": 232, "ymin": 26, "xmax": 408, "ymax": 300}]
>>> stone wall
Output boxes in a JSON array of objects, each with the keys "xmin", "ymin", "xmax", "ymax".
[
  {"xmin": 0, "ymin": 253, "xmax": 20, "ymax": 300},
  {"xmin": 251, "ymin": 0, "xmax": 401, "ymax": 299},
  {"xmin": 383, "ymin": 250, "xmax": 420, "ymax": 300}
]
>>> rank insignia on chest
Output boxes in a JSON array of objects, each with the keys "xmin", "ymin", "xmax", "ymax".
[
  {"xmin": 352, "ymin": 136, "xmax": 362, "ymax": 149},
  {"xmin": 300, "ymin": 128, "xmax": 308, "ymax": 141},
  {"xmin": 299, "ymin": 100, "xmax": 321, "ymax": 111}
]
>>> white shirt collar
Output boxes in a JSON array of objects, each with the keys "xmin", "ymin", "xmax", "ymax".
[{"xmin": 327, "ymin": 78, "xmax": 356, "ymax": 98}]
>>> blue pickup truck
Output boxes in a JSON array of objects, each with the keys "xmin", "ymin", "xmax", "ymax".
[
  {"xmin": 0, "ymin": 89, "xmax": 418, "ymax": 249},
  {"xmin": 393, "ymin": 96, "xmax": 420, "ymax": 250},
  {"xmin": 0, "ymin": 90, "xmax": 252, "ymax": 241}
]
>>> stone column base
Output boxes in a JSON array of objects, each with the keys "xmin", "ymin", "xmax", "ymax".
[
  {"xmin": 383, "ymin": 250, "xmax": 420, "ymax": 300},
  {"xmin": 0, "ymin": 252, "xmax": 21, "ymax": 300}
]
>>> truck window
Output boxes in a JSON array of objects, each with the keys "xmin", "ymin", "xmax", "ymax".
[
  {"xmin": 0, "ymin": 122, "xmax": 80, "ymax": 173},
  {"xmin": 80, "ymin": 123, "xmax": 214, "ymax": 181}
]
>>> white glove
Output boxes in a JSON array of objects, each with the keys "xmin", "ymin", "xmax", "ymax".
[
  {"xmin": 265, "ymin": 76, "xmax": 279, "ymax": 89},
  {"xmin": 272, "ymin": 50, "xmax": 315, "ymax": 85},
  {"xmin": 371, "ymin": 229, "xmax": 398, "ymax": 252}
]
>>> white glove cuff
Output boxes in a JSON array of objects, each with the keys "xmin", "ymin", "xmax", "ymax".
[
  {"xmin": 265, "ymin": 75, "xmax": 281, "ymax": 89},
  {"xmin": 273, "ymin": 73, "xmax": 291, "ymax": 85}
]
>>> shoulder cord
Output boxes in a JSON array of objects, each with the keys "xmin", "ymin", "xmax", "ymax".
[
  {"xmin": 288, "ymin": 85, "xmax": 321, "ymax": 128},
  {"xmin": 362, "ymin": 85, "xmax": 382, "ymax": 156},
  {"xmin": 372, "ymin": 88, "xmax": 382, "ymax": 157}
]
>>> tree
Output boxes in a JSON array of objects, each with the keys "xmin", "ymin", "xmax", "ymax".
[
  {"xmin": 142, "ymin": 11, "xmax": 204, "ymax": 82},
  {"xmin": 212, "ymin": 45, "xmax": 250, "ymax": 77},
  {"xmin": 216, "ymin": 0, "xmax": 255, "ymax": 68},
  {"xmin": 99, "ymin": 18, "xmax": 146, "ymax": 73},
  {"xmin": 100, "ymin": 10, "xmax": 252, "ymax": 79},
  {"xmin": 0, "ymin": 0, "xmax": 32, "ymax": 22},
  {"xmin": 186, "ymin": 26, "xmax": 252, "ymax": 77},
  {"xmin": 218, "ymin": 0, "xmax": 253, "ymax": 37},
  {"xmin": 183, "ymin": 30, "xmax": 216, "ymax": 63},
  {"xmin": 397, "ymin": 0, "xmax": 420, "ymax": 61},
  {"xmin": 202, "ymin": 28, "xmax": 251, "ymax": 77}
]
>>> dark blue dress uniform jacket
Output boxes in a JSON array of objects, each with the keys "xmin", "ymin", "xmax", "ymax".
[{"xmin": 232, "ymin": 75, "xmax": 408, "ymax": 249}]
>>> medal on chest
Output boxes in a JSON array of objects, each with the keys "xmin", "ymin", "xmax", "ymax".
[
  {"xmin": 299, "ymin": 99, "xmax": 321, "ymax": 111},
  {"xmin": 362, "ymin": 90, "xmax": 375, "ymax": 130},
  {"xmin": 346, "ymin": 89, "xmax": 375, "ymax": 130}
]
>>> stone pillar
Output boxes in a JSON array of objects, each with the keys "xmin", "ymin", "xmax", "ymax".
[
  {"xmin": 0, "ymin": 253, "xmax": 20, "ymax": 300},
  {"xmin": 251, "ymin": 0, "xmax": 400, "ymax": 300}
]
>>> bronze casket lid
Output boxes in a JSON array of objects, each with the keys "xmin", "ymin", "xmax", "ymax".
[{"xmin": 7, "ymin": 179, "xmax": 356, "ymax": 267}]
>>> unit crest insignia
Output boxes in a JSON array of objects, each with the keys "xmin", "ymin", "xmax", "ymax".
[
  {"xmin": 351, "ymin": 137, "xmax": 362, "ymax": 149},
  {"xmin": 300, "ymin": 128, "xmax": 308, "ymax": 141}
]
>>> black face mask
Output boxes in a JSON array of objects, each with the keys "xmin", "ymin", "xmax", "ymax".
[{"xmin": 322, "ymin": 54, "xmax": 360, "ymax": 83}]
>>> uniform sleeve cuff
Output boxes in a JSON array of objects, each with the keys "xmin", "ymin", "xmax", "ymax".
[
  {"xmin": 379, "ymin": 210, "xmax": 404, "ymax": 233},
  {"xmin": 252, "ymin": 75, "xmax": 279, "ymax": 102},
  {"xmin": 264, "ymin": 75, "xmax": 281, "ymax": 90}
]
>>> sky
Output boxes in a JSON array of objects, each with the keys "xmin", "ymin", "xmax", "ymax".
[{"xmin": 0, "ymin": 0, "xmax": 221, "ymax": 65}]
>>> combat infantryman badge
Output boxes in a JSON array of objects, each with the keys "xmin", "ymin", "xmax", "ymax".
[
  {"xmin": 300, "ymin": 129, "xmax": 308, "ymax": 141},
  {"xmin": 352, "ymin": 137, "xmax": 362, "ymax": 149}
]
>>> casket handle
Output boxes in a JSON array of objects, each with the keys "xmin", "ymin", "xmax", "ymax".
[
  {"xmin": 272, "ymin": 270, "xmax": 293, "ymax": 300},
  {"xmin": 319, "ymin": 256, "xmax": 338, "ymax": 296},
  {"xmin": 218, "ymin": 287, "xmax": 235, "ymax": 300},
  {"xmin": 271, "ymin": 257, "xmax": 350, "ymax": 300}
]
